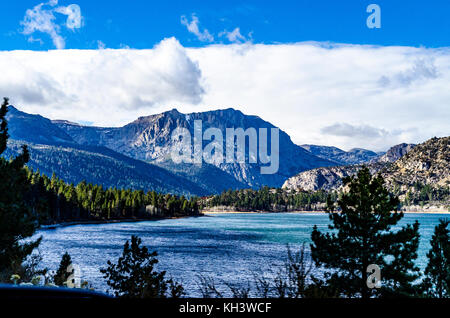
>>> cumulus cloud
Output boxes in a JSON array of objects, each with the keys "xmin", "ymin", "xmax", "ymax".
[
  {"xmin": 1, "ymin": 40, "xmax": 449, "ymax": 151},
  {"xmin": 21, "ymin": 0, "xmax": 83, "ymax": 49},
  {"xmin": 0, "ymin": 37, "xmax": 204, "ymax": 124},
  {"xmin": 180, "ymin": 14, "xmax": 214, "ymax": 42}
]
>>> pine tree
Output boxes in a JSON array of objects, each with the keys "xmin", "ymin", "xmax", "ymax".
[
  {"xmin": 0, "ymin": 98, "xmax": 41, "ymax": 280},
  {"xmin": 422, "ymin": 219, "xmax": 450, "ymax": 298},
  {"xmin": 54, "ymin": 251, "xmax": 73, "ymax": 286},
  {"xmin": 100, "ymin": 235, "xmax": 184, "ymax": 298},
  {"xmin": 310, "ymin": 166, "xmax": 421, "ymax": 298}
]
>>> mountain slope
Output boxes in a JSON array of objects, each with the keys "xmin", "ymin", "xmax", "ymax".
[
  {"xmin": 283, "ymin": 139, "xmax": 441, "ymax": 193},
  {"xmin": 373, "ymin": 143, "xmax": 415, "ymax": 163},
  {"xmin": 7, "ymin": 106, "xmax": 74, "ymax": 144},
  {"xmin": 155, "ymin": 161, "xmax": 247, "ymax": 194},
  {"xmin": 6, "ymin": 106, "xmax": 242, "ymax": 195},
  {"xmin": 54, "ymin": 108, "xmax": 336, "ymax": 188},
  {"xmin": 382, "ymin": 137, "xmax": 449, "ymax": 189},
  {"xmin": 282, "ymin": 163, "xmax": 385, "ymax": 191},
  {"xmin": 4, "ymin": 139, "xmax": 207, "ymax": 196}
]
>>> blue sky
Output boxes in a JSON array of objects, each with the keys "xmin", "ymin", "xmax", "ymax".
[
  {"xmin": 0, "ymin": 1, "xmax": 449, "ymax": 151},
  {"xmin": 1, "ymin": 0, "xmax": 449, "ymax": 50}
]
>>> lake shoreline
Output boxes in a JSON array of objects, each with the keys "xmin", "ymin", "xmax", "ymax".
[
  {"xmin": 39, "ymin": 214, "xmax": 205, "ymax": 229},
  {"xmin": 202, "ymin": 210, "xmax": 450, "ymax": 215},
  {"xmin": 39, "ymin": 209, "xmax": 450, "ymax": 229}
]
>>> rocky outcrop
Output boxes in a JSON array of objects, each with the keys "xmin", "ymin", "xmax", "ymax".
[
  {"xmin": 282, "ymin": 163, "xmax": 383, "ymax": 191},
  {"xmin": 372, "ymin": 143, "xmax": 415, "ymax": 163},
  {"xmin": 283, "ymin": 137, "xmax": 449, "ymax": 201},
  {"xmin": 382, "ymin": 137, "xmax": 449, "ymax": 189}
]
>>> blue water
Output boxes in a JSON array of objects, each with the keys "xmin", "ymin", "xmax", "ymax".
[{"xmin": 34, "ymin": 212, "xmax": 449, "ymax": 296}]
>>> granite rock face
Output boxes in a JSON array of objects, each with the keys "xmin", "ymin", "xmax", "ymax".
[
  {"xmin": 54, "ymin": 108, "xmax": 336, "ymax": 188},
  {"xmin": 382, "ymin": 137, "xmax": 449, "ymax": 189},
  {"xmin": 372, "ymin": 143, "xmax": 415, "ymax": 163},
  {"xmin": 283, "ymin": 137, "xmax": 448, "ymax": 197},
  {"xmin": 282, "ymin": 163, "xmax": 383, "ymax": 191}
]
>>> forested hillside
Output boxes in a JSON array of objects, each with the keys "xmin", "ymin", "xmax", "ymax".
[
  {"xmin": 25, "ymin": 169, "xmax": 200, "ymax": 224},
  {"xmin": 4, "ymin": 139, "xmax": 207, "ymax": 196}
]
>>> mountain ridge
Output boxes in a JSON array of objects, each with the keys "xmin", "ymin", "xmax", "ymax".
[
  {"xmin": 300, "ymin": 144, "xmax": 382, "ymax": 165},
  {"xmin": 52, "ymin": 106, "xmax": 337, "ymax": 188},
  {"xmin": 6, "ymin": 105, "xmax": 336, "ymax": 193}
]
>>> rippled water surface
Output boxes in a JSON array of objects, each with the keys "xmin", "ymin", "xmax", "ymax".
[{"xmin": 35, "ymin": 212, "xmax": 448, "ymax": 296}]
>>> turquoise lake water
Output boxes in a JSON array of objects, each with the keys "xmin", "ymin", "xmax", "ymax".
[{"xmin": 35, "ymin": 212, "xmax": 449, "ymax": 296}]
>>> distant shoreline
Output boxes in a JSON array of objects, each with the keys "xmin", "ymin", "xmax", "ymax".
[
  {"xmin": 38, "ymin": 209, "xmax": 450, "ymax": 230},
  {"xmin": 39, "ymin": 214, "xmax": 204, "ymax": 230},
  {"xmin": 202, "ymin": 210, "xmax": 450, "ymax": 215}
]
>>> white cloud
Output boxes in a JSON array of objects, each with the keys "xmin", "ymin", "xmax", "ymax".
[
  {"xmin": 321, "ymin": 123, "xmax": 391, "ymax": 138},
  {"xmin": 219, "ymin": 27, "xmax": 249, "ymax": 43},
  {"xmin": 378, "ymin": 58, "xmax": 439, "ymax": 88},
  {"xmin": 21, "ymin": 0, "xmax": 83, "ymax": 49},
  {"xmin": 1, "ymin": 40, "xmax": 449, "ymax": 151},
  {"xmin": 0, "ymin": 37, "xmax": 204, "ymax": 123},
  {"xmin": 180, "ymin": 14, "xmax": 214, "ymax": 42},
  {"xmin": 186, "ymin": 43, "xmax": 450, "ymax": 151},
  {"xmin": 320, "ymin": 123, "xmax": 418, "ymax": 149}
]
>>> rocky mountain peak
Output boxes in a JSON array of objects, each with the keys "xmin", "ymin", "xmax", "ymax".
[
  {"xmin": 373, "ymin": 143, "xmax": 415, "ymax": 163},
  {"xmin": 48, "ymin": 106, "xmax": 336, "ymax": 188}
]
